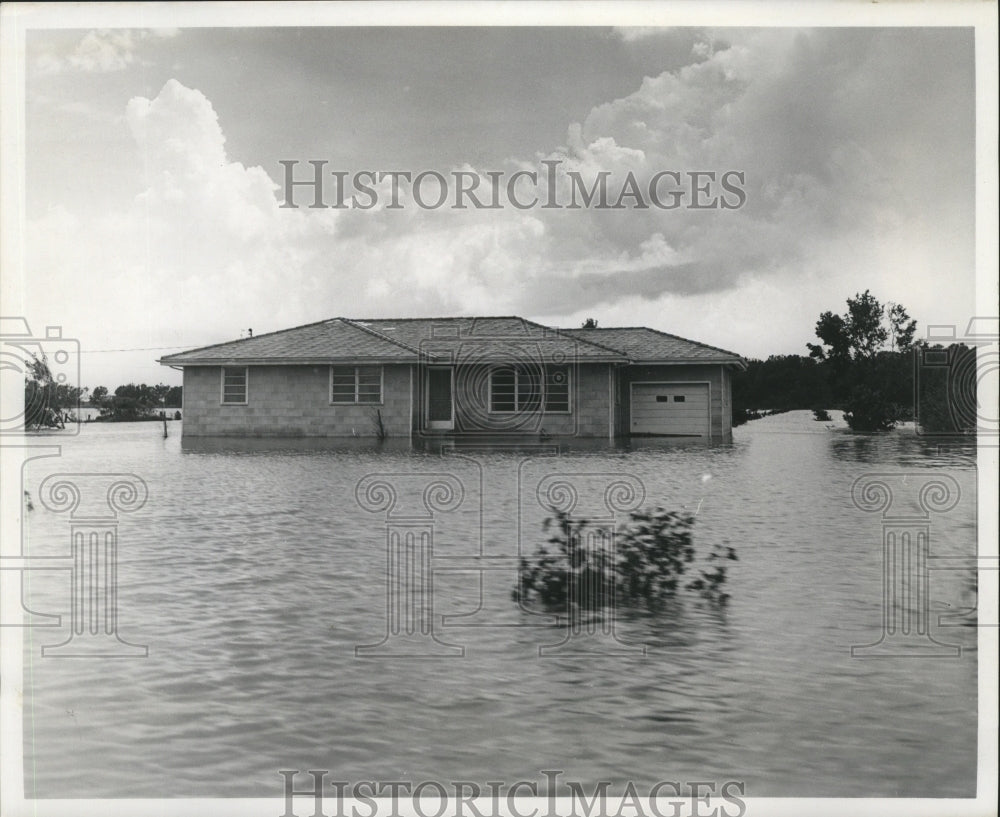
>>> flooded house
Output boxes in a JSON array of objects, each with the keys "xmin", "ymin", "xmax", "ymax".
[{"xmin": 158, "ymin": 317, "xmax": 745, "ymax": 440}]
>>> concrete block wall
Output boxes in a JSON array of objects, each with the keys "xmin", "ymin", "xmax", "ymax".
[
  {"xmin": 176, "ymin": 362, "xmax": 705, "ymax": 440},
  {"xmin": 181, "ymin": 364, "xmax": 413, "ymax": 437},
  {"xmin": 720, "ymin": 366, "xmax": 733, "ymax": 439},
  {"xmin": 573, "ymin": 363, "xmax": 615, "ymax": 438}
]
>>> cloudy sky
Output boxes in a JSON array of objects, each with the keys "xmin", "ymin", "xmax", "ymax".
[{"xmin": 12, "ymin": 11, "xmax": 986, "ymax": 388}]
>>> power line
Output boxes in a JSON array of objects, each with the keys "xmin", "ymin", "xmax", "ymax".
[{"xmin": 76, "ymin": 345, "xmax": 206, "ymax": 354}]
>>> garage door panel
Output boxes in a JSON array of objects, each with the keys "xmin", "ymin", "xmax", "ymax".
[
  {"xmin": 632, "ymin": 403, "xmax": 708, "ymax": 412},
  {"xmin": 631, "ymin": 424, "xmax": 704, "ymax": 431},
  {"xmin": 631, "ymin": 410, "xmax": 708, "ymax": 420},
  {"xmin": 630, "ymin": 383, "xmax": 710, "ymax": 437},
  {"xmin": 632, "ymin": 408, "xmax": 707, "ymax": 418},
  {"xmin": 632, "ymin": 402, "xmax": 708, "ymax": 411},
  {"xmin": 633, "ymin": 399, "xmax": 708, "ymax": 407}
]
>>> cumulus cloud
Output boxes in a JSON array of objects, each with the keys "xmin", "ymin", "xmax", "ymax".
[
  {"xmin": 27, "ymin": 79, "xmax": 330, "ymax": 354},
  {"xmin": 26, "ymin": 27, "xmax": 975, "ymax": 374},
  {"xmin": 612, "ymin": 27, "xmax": 670, "ymax": 43},
  {"xmin": 509, "ymin": 27, "xmax": 973, "ymax": 311},
  {"xmin": 34, "ymin": 28, "xmax": 178, "ymax": 75},
  {"xmin": 28, "ymin": 79, "xmax": 547, "ymax": 354}
]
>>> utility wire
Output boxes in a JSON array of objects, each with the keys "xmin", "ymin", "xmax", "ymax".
[{"xmin": 76, "ymin": 345, "xmax": 210, "ymax": 353}]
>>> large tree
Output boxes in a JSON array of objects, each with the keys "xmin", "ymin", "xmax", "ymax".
[
  {"xmin": 806, "ymin": 291, "xmax": 918, "ymax": 431},
  {"xmin": 806, "ymin": 290, "xmax": 916, "ymax": 364},
  {"xmin": 887, "ymin": 302, "xmax": 918, "ymax": 352},
  {"xmin": 23, "ymin": 353, "xmax": 85, "ymax": 429}
]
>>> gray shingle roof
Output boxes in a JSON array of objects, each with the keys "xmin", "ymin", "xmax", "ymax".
[
  {"xmin": 158, "ymin": 319, "xmax": 417, "ymax": 365},
  {"xmin": 561, "ymin": 327, "xmax": 745, "ymax": 365},
  {"xmin": 350, "ymin": 317, "xmax": 625, "ymax": 363},
  {"xmin": 159, "ymin": 317, "xmax": 743, "ymax": 367}
]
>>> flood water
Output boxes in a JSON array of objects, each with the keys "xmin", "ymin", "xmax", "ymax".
[{"xmin": 19, "ymin": 412, "xmax": 979, "ymax": 798}]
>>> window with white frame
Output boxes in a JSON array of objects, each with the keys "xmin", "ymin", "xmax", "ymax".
[
  {"xmin": 489, "ymin": 365, "xmax": 570, "ymax": 413},
  {"xmin": 221, "ymin": 367, "xmax": 248, "ymax": 404},
  {"xmin": 330, "ymin": 365, "xmax": 382, "ymax": 404}
]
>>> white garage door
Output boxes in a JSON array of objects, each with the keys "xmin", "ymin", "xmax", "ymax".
[{"xmin": 631, "ymin": 383, "xmax": 710, "ymax": 437}]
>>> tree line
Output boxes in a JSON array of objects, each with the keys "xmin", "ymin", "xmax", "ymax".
[
  {"xmin": 733, "ymin": 290, "xmax": 977, "ymax": 433},
  {"xmin": 23, "ymin": 356, "xmax": 181, "ymax": 429},
  {"xmin": 23, "ymin": 297, "xmax": 978, "ymax": 434}
]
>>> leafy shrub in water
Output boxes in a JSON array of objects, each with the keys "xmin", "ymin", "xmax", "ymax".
[
  {"xmin": 616, "ymin": 508, "xmax": 696, "ymax": 601},
  {"xmin": 812, "ymin": 407, "xmax": 832, "ymax": 421},
  {"xmin": 842, "ymin": 381, "xmax": 903, "ymax": 431},
  {"xmin": 686, "ymin": 542, "xmax": 738, "ymax": 606},
  {"xmin": 512, "ymin": 510, "xmax": 615, "ymax": 609},
  {"xmin": 514, "ymin": 506, "xmax": 736, "ymax": 610}
]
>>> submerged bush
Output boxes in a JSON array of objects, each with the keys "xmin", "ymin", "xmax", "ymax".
[
  {"xmin": 812, "ymin": 408, "xmax": 832, "ymax": 422},
  {"xmin": 685, "ymin": 542, "xmax": 738, "ymax": 606},
  {"xmin": 514, "ymin": 506, "xmax": 736, "ymax": 611},
  {"xmin": 511, "ymin": 510, "xmax": 615, "ymax": 609},
  {"xmin": 842, "ymin": 382, "xmax": 903, "ymax": 431},
  {"xmin": 616, "ymin": 508, "xmax": 696, "ymax": 601}
]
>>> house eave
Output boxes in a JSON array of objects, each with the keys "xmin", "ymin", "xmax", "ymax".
[
  {"xmin": 157, "ymin": 357, "xmax": 418, "ymax": 367},
  {"xmin": 158, "ymin": 354, "xmax": 628, "ymax": 367},
  {"xmin": 629, "ymin": 358, "xmax": 747, "ymax": 370}
]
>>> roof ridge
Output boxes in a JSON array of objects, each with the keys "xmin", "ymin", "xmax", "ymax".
[
  {"xmin": 567, "ymin": 325, "xmax": 744, "ymax": 360},
  {"xmin": 350, "ymin": 316, "xmax": 538, "ymax": 325},
  {"xmin": 340, "ymin": 318, "xmax": 426, "ymax": 355},
  {"xmin": 158, "ymin": 318, "xmax": 340, "ymax": 359},
  {"xmin": 353, "ymin": 316, "xmax": 628, "ymax": 357},
  {"xmin": 528, "ymin": 319, "xmax": 637, "ymax": 356}
]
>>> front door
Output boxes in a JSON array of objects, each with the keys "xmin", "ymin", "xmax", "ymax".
[{"xmin": 426, "ymin": 368, "xmax": 454, "ymax": 430}]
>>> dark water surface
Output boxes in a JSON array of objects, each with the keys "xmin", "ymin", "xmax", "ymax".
[{"xmin": 21, "ymin": 412, "xmax": 979, "ymax": 797}]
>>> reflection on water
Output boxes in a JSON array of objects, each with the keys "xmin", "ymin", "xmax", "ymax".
[{"xmin": 20, "ymin": 411, "xmax": 978, "ymax": 797}]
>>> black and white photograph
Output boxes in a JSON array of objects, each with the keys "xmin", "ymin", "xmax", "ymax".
[{"xmin": 1, "ymin": 3, "xmax": 997, "ymax": 816}]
